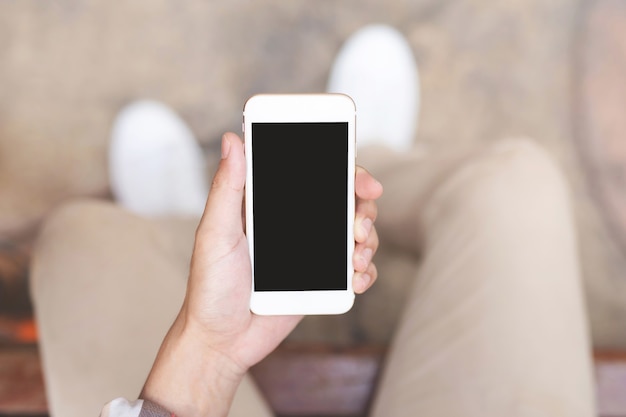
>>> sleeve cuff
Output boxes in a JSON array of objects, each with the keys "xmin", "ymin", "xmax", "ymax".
[{"xmin": 100, "ymin": 398, "xmax": 175, "ymax": 417}]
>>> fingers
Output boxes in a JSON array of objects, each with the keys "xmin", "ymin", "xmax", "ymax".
[
  {"xmin": 353, "ymin": 223, "xmax": 379, "ymax": 273},
  {"xmin": 355, "ymin": 166, "xmax": 383, "ymax": 201},
  {"xmin": 354, "ymin": 198, "xmax": 378, "ymax": 243},
  {"xmin": 352, "ymin": 165, "xmax": 382, "ymax": 295},
  {"xmin": 355, "ymin": 165, "xmax": 381, "ymax": 243},
  {"xmin": 353, "ymin": 263, "xmax": 378, "ymax": 294}
]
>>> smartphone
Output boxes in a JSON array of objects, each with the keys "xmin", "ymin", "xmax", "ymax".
[{"xmin": 244, "ymin": 93, "xmax": 356, "ymax": 315}]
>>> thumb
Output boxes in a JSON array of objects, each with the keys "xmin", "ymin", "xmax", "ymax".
[{"xmin": 198, "ymin": 133, "xmax": 246, "ymax": 244}]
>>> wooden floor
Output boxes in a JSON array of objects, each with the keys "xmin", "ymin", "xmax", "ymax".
[
  {"xmin": 0, "ymin": 346, "xmax": 46, "ymax": 416},
  {"xmin": 0, "ymin": 339, "xmax": 625, "ymax": 417}
]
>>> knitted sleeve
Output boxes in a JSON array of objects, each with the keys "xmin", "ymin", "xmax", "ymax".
[{"xmin": 100, "ymin": 398, "xmax": 175, "ymax": 417}]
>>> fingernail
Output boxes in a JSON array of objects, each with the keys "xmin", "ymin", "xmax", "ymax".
[
  {"xmin": 221, "ymin": 135, "xmax": 231, "ymax": 159},
  {"xmin": 359, "ymin": 273, "xmax": 371, "ymax": 292},
  {"xmin": 360, "ymin": 218, "xmax": 373, "ymax": 237},
  {"xmin": 361, "ymin": 247, "xmax": 373, "ymax": 265}
]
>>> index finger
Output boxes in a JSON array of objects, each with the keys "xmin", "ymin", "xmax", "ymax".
[{"xmin": 355, "ymin": 166, "xmax": 383, "ymax": 200}]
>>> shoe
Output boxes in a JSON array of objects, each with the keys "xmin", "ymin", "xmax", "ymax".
[
  {"xmin": 109, "ymin": 100, "xmax": 208, "ymax": 217},
  {"xmin": 327, "ymin": 24, "xmax": 420, "ymax": 152}
]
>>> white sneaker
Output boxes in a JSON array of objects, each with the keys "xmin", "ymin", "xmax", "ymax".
[
  {"xmin": 109, "ymin": 100, "xmax": 208, "ymax": 217},
  {"xmin": 327, "ymin": 24, "xmax": 420, "ymax": 152}
]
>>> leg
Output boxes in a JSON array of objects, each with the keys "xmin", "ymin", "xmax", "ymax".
[
  {"xmin": 358, "ymin": 143, "xmax": 476, "ymax": 255},
  {"xmin": 30, "ymin": 200, "xmax": 273, "ymax": 417},
  {"xmin": 368, "ymin": 139, "xmax": 596, "ymax": 416}
]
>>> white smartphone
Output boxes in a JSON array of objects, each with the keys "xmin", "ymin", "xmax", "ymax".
[{"xmin": 244, "ymin": 93, "xmax": 356, "ymax": 315}]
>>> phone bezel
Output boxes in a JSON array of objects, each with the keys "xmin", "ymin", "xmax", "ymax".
[{"xmin": 243, "ymin": 93, "xmax": 356, "ymax": 315}]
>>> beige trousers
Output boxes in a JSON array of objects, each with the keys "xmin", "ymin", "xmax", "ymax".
[{"xmin": 30, "ymin": 138, "xmax": 596, "ymax": 417}]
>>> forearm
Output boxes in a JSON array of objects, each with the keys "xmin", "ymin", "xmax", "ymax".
[{"xmin": 140, "ymin": 311, "xmax": 245, "ymax": 417}]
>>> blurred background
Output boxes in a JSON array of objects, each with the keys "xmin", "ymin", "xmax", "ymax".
[{"xmin": 0, "ymin": 0, "xmax": 625, "ymax": 416}]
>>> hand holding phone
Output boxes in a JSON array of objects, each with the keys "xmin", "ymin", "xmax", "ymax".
[{"xmin": 142, "ymin": 129, "xmax": 382, "ymax": 416}]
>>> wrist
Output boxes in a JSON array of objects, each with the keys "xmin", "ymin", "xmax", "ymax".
[{"xmin": 141, "ymin": 312, "xmax": 245, "ymax": 417}]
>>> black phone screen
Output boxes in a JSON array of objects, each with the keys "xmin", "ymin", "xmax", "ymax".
[{"xmin": 251, "ymin": 122, "xmax": 349, "ymax": 291}]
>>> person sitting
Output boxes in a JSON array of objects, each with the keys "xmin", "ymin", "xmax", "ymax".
[{"xmin": 30, "ymin": 24, "xmax": 596, "ymax": 417}]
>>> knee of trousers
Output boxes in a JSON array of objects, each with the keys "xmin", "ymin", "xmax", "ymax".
[
  {"xmin": 423, "ymin": 137, "xmax": 576, "ymax": 241},
  {"xmin": 29, "ymin": 199, "xmax": 143, "ymax": 306}
]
